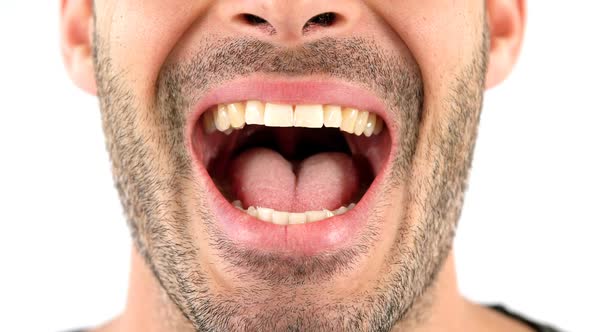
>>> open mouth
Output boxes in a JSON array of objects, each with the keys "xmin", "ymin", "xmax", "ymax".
[{"xmin": 189, "ymin": 80, "xmax": 395, "ymax": 254}]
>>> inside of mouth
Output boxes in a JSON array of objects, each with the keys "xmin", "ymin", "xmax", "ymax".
[{"xmin": 194, "ymin": 102, "xmax": 391, "ymax": 221}]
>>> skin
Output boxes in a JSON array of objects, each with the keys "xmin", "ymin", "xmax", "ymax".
[{"xmin": 61, "ymin": 1, "xmax": 527, "ymax": 331}]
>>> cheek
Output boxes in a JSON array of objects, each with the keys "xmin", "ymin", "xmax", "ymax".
[
  {"xmin": 369, "ymin": 0, "xmax": 485, "ymax": 102},
  {"xmin": 98, "ymin": 0, "xmax": 210, "ymax": 101}
]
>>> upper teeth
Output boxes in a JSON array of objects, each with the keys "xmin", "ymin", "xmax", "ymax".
[{"xmin": 202, "ymin": 101, "xmax": 384, "ymax": 137}]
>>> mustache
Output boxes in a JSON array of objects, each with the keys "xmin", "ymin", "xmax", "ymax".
[{"xmin": 157, "ymin": 37, "xmax": 423, "ymax": 108}]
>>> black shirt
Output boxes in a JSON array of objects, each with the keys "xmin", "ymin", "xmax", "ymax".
[{"xmin": 490, "ymin": 305, "xmax": 563, "ymax": 332}]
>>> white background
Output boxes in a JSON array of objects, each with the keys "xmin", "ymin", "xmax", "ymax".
[{"xmin": 0, "ymin": 2, "xmax": 588, "ymax": 332}]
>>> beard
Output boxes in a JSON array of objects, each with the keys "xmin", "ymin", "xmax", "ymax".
[{"xmin": 92, "ymin": 27, "xmax": 489, "ymax": 331}]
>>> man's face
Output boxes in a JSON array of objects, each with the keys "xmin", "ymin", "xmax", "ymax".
[{"xmin": 91, "ymin": 1, "xmax": 488, "ymax": 330}]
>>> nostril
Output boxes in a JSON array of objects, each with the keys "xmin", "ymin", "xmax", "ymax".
[
  {"xmin": 303, "ymin": 12, "xmax": 340, "ymax": 33},
  {"xmin": 236, "ymin": 13, "xmax": 276, "ymax": 35},
  {"xmin": 307, "ymin": 12, "xmax": 337, "ymax": 27},
  {"xmin": 242, "ymin": 13, "xmax": 268, "ymax": 26}
]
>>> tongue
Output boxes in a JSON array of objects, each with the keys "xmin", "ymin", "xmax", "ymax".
[{"xmin": 230, "ymin": 147, "xmax": 359, "ymax": 212}]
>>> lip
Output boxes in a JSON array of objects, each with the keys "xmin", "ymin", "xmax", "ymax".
[{"xmin": 187, "ymin": 76, "xmax": 397, "ymax": 256}]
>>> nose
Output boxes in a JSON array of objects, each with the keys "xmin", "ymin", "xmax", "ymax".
[{"xmin": 214, "ymin": 0, "xmax": 365, "ymax": 43}]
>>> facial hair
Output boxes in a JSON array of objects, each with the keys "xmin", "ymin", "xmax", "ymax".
[{"xmin": 93, "ymin": 27, "xmax": 488, "ymax": 332}]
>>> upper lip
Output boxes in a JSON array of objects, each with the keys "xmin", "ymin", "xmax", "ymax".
[{"xmin": 186, "ymin": 76, "xmax": 394, "ymax": 133}]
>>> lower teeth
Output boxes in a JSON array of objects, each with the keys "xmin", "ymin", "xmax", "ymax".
[{"xmin": 232, "ymin": 201, "xmax": 356, "ymax": 225}]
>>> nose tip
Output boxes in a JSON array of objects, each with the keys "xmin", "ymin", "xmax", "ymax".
[{"xmin": 219, "ymin": 1, "xmax": 362, "ymax": 43}]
